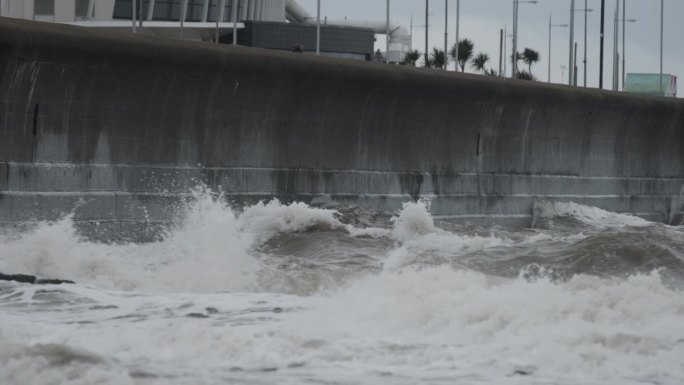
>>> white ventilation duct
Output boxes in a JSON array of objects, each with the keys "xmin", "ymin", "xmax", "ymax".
[{"xmin": 285, "ymin": 0, "xmax": 411, "ymax": 63}]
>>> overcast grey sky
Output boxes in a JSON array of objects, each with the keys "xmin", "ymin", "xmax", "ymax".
[{"xmin": 297, "ymin": 0, "xmax": 680, "ymax": 89}]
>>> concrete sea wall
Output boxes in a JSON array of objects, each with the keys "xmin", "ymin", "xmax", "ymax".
[{"xmin": 1, "ymin": 18, "xmax": 683, "ymax": 241}]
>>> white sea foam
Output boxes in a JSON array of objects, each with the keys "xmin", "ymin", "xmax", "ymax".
[
  {"xmin": 2, "ymin": 268, "xmax": 682, "ymax": 384},
  {"xmin": 534, "ymin": 200, "xmax": 653, "ymax": 229},
  {"xmin": 2, "ymin": 195, "xmax": 684, "ymax": 383}
]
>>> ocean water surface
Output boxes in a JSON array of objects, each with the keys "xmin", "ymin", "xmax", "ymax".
[{"xmin": 1, "ymin": 190, "xmax": 683, "ymax": 384}]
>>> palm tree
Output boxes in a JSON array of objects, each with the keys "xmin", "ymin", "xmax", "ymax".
[
  {"xmin": 449, "ymin": 38, "xmax": 474, "ymax": 72},
  {"xmin": 401, "ymin": 50, "xmax": 421, "ymax": 66},
  {"xmin": 515, "ymin": 70, "xmax": 536, "ymax": 81},
  {"xmin": 428, "ymin": 48, "xmax": 446, "ymax": 69},
  {"xmin": 522, "ymin": 48, "xmax": 540, "ymax": 76},
  {"xmin": 511, "ymin": 51, "xmax": 524, "ymax": 74},
  {"xmin": 470, "ymin": 52, "xmax": 490, "ymax": 74}
]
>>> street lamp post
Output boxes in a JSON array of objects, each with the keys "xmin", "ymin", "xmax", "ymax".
[
  {"xmin": 386, "ymin": 0, "xmax": 390, "ymax": 64},
  {"xmin": 617, "ymin": 17, "xmax": 636, "ymax": 90},
  {"xmin": 659, "ymin": 0, "xmax": 664, "ymax": 94},
  {"xmin": 569, "ymin": 0, "xmax": 574, "ymax": 85},
  {"xmin": 572, "ymin": 6, "xmax": 593, "ymax": 86},
  {"xmin": 599, "ymin": 0, "xmax": 605, "ymax": 89},
  {"xmin": 503, "ymin": 27, "xmax": 512, "ymax": 77},
  {"xmin": 584, "ymin": 0, "xmax": 588, "ymax": 87},
  {"xmin": 612, "ymin": 0, "xmax": 619, "ymax": 91},
  {"xmin": 455, "ymin": 0, "xmax": 460, "ymax": 71},
  {"xmin": 316, "ymin": 0, "xmax": 321, "ymax": 55},
  {"xmin": 444, "ymin": 0, "xmax": 448, "ymax": 70},
  {"xmin": 512, "ymin": 0, "xmax": 538, "ymax": 78},
  {"xmin": 622, "ymin": 0, "xmax": 624, "ymax": 88},
  {"xmin": 548, "ymin": 14, "xmax": 569, "ymax": 83},
  {"xmin": 425, "ymin": 0, "xmax": 429, "ymax": 67},
  {"xmin": 512, "ymin": 0, "xmax": 518, "ymax": 77}
]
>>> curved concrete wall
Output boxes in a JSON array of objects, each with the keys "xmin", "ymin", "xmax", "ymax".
[{"xmin": 0, "ymin": 18, "xmax": 683, "ymax": 240}]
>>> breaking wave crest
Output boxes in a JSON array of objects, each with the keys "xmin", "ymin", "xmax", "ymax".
[{"xmin": 2, "ymin": 194, "xmax": 684, "ymax": 384}]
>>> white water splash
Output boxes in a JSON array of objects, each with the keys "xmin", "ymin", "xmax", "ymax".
[
  {"xmin": 384, "ymin": 200, "xmax": 512, "ymax": 272},
  {"xmin": 534, "ymin": 201, "xmax": 653, "ymax": 229}
]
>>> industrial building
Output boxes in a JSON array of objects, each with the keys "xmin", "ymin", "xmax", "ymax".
[{"xmin": 0, "ymin": 0, "xmax": 411, "ymax": 62}]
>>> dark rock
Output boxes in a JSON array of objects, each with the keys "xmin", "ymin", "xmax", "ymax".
[
  {"xmin": 0, "ymin": 272, "xmax": 74, "ymax": 285},
  {"xmin": 36, "ymin": 278, "xmax": 75, "ymax": 285},
  {"xmin": 186, "ymin": 312, "xmax": 210, "ymax": 318},
  {"xmin": 0, "ymin": 273, "xmax": 36, "ymax": 284}
]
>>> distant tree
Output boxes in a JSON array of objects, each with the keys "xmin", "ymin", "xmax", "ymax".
[
  {"xmin": 450, "ymin": 38, "xmax": 474, "ymax": 72},
  {"xmin": 522, "ymin": 48, "xmax": 540, "ymax": 75},
  {"xmin": 470, "ymin": 52, "xmax": 490, "ymax": 74},
  {"xmin": 511, "ymin": 51, "xmax": 524, "ymax": 74},
  {"xmin": 485, "ymin": 68, "xmax": 498, "ymax": 76},
  {"xmin": 515, "ymin": 70, "xmax": 536, "ymax": 81},
  {"xmin": 401, "ymin": 49, "xmax": 421, "ymax": 66},
  {"xmin": 428, "ymin": 48, "xmax": 446, "ymax": 69}
]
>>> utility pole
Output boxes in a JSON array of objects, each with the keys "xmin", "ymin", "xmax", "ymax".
[
  {"xmin": 455, "ymin": 0, "xmax": 460, "ymax": 71},
  {"xmin": 574, "ymin": 42, "xmax": 578, "ymax": 85},
  {"xmin": 659, "ymin": 0, "xmax": 664, "ymax": 94},
  {"xmin": 511, "ymin": 0, "xmax": 538, "ymax": 78},
  {"xmin": 386, "ymin": 0, "xmax": 390, "ymax": 63},
  {"xmin": 599, "ymin": 0, "xmax": 605, "ymax": 89},
  {"xmin": 499, "ymin": 29, "xmax": 504, "ymax": 76},
  {"xmin": 613, "ymin": 0, "xmax": 620, "ymax": 91},
  {"xmin": 584, "ymin": 0, "xmax": 588, "ymax": 87},
  {"xmin": 569, "ymin": 0, "xmax": 575, "ymax": 86},
  {"xmin": 548, "ymin": 14, "xmax": 552, "ymax": 82},
  {"xmin": 549, "ymin": 14, "xmax": 568, "ymax": 83},
  {"xmin": 512, "ymin": 0, "xmax": 518, "ymax": 77},
  {"xmin": 503, "ymin": 25, "xmax": 508, "ymax": 76},
  {"xmin": 444, "ymin": 0, "xmax": 448, "ymax": 70},
  {"xmin": 425, "ymin": 0, "xmax": 429, "ymax": 67},
  {"xmin": 316, "ymin": 0, "xmax": 320, "ymax": 55},
  {"xmin": 621, "ymin": 0, "xmax": 625, "ymax": 89}
]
